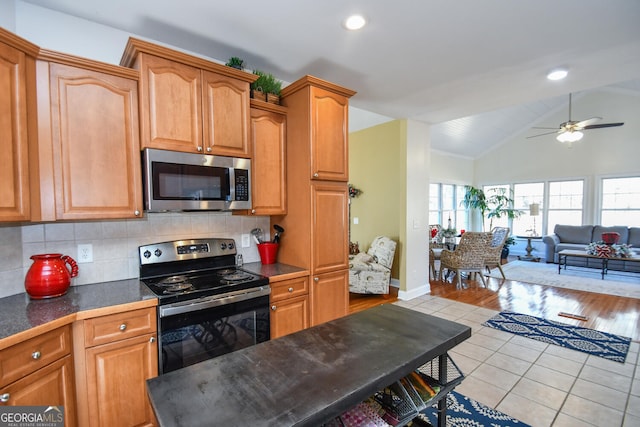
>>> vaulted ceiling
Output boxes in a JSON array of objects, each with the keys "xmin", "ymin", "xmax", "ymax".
[{"xmin": 19, "ymin": 0, "xmax": 640, "ymax": 158}]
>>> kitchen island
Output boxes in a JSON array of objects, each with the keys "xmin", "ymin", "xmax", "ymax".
[{"xmin": 146, "ymin": 303, "xmax": 471, "ymax": 426}]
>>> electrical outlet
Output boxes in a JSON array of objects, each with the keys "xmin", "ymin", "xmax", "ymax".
[
  {"xmin": 241, "ymin": 234, "xmax": 250, "ymax": 248},
  {"xmin": 78, "ymin": 244, "xmax": 93, "ymax": 263}
]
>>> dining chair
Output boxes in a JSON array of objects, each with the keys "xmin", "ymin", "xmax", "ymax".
[
  {"xmin": 429, "ymin": 224, "xmax": 444, "ymax": 279},
  {"xmin": 484, "ymin": 227, "xmax": 510, "ymax": 279},
  {"xmin": 439, "ymin": 232, "xmax": 493, "ymax": 288}
]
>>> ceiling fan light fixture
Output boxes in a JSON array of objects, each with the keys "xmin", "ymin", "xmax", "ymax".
[
  {"xmin": 556, "ymin": 130, "xmax": 583, "ymax": 143},
  {"xmin": 547, "ymin": 69, "xmax": 568, "ymax": 81},
  {"xmin": 344, "ymin": 14, "xmax": 366, "ymax": 30}
]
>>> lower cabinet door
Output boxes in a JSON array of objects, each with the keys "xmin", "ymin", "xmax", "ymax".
[
  {"xmin": 311, "ymin": 269, "xmax": 349, "ymax": 326},
  {"xmin": 270, "ymin": 295, "xmax": 309, "ymax": 339},
  {"xmin": 85, "ymin": 333, "xmax": 157, "ymax": 427},
  {"xmin": 0, "ymin": 355, "xmax": 77, "ymax": 427}
]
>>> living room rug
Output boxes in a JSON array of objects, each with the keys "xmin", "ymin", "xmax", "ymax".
[
  {"xmin": 487, "ymin": 260, "xmax": 640, "ymax": 299},
  {"xmin": 484, "ymin": 311, "xmax": 631, "ymax": 363},
  {"xmin": 421, "ymin": 390, "xmax": 530, "ymax": 427}
]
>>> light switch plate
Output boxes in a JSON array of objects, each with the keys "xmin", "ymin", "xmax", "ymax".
[{"xmin": 241, "ymin": 234, "xmax": 250, "ymax": 248}]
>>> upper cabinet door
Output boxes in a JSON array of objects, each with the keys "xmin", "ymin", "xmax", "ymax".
[
  {"xmin": 202, "ymin": 71, "xmax": 251, "ymax": 157},
  {"xmin": 0, "ymin": 42, "xmax": 30, "ymax": 221},
  {"xmin": 46, "ymin": 62, "xmax": 142, "ymax": 220},
  {"xmin": 249, "ymin": 107, "xmax": 286, "ymax": 215},
  {"xmin": 310, "ymin": 86, "xmax": 349, "ymax": 182},
  {"xmin": 138, "ymin": 54, "xmax": 202, "ymax": 152}
]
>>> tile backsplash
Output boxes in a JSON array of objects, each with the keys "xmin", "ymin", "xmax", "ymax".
[{"xmin": 0, "ymin": 212, "xmax": 270, "ymax": 299}]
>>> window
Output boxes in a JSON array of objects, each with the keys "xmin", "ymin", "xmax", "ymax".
[
  {"xmin": 429, "ymin": 183, "xmax": 468, "ymax": 231},
  {"xmin": 547, "ymin": 180, "xmax": 584, "ymax": 233},
  {"xmin": 601, "ymin": 177, "xmax": 640, "ymax": 227},
  {"xmin": 513, "ymin": 183, "xmax": 544, "ymax": 236}
]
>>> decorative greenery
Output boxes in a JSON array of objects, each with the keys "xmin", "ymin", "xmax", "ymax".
[
  {"xmin": 225, "ymin": 57, "xmax": 245, "ymax": 70},
  {"xmin": 442, "ymin": 227, "xmax": 457, "ymax": 238},
  {"xmin": 504, "ymin": 236, "xmax": 517, "ymax": 247},
  {"xmin": 461, "ymin": 186, "xmax": 523, "ymax": 231},
  {"xmin": 586, "ymin": 241, "xmax": 632, "ymax": 258},
  {"xmin": 251, "ymin": 69, "xmax": 282, "ymax": 95},
  {"xmin": 348, "ymin": 184, "xmax": 362, "ymax": 198}
]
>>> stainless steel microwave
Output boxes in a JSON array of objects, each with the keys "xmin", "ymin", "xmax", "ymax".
[{"xmin": 142, "ymin": 148, "xmax": 251, "ymax": 212}]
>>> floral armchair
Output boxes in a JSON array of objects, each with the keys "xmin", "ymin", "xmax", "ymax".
[{"xmin": 349, "ymin": 236, "xmax": 397, "ymax": 295}]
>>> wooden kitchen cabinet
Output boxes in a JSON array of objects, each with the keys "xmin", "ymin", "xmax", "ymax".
[
  {"xmin": 31, "ymin": 50, "xmax": 143, "ymax": 221},
  {"xmin": 73, "ymin": 307, "xmax": 158, "ymax": 427},
  {"xmin": 310, "ymin": 270, "xmax": 349, "ymax": 326},
  {"xmin": 0, "ymin": 325, "xmax": 77, "ymax": 426},
  {"xmin": 309, "ymin": 85, "xmax": 350, "ymax": 182},
  {"xmin": 0, "ymin": 29, "xmax": 38, "ymax": 222},
  {"xmin": 272, "ymin": 76, "xmax": 355, "ymax": 327},
  {"xmin": 269, "ymin": 276, "xmax": 309, "ymax": 338},
  {"xmin": 244, "ymin": 101, "xmax": 287, "ymax": 215},
  {"xmin": 121, "ymin": 38, "xmax": 255, "ymax": 157}
]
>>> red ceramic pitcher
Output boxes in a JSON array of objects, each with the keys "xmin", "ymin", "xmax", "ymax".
[{"xmin": 25, "ymin": 254, "xmax": 79, "ymax": 299}]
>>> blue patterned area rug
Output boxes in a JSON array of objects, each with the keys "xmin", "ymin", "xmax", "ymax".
[
  {"xmin": 484, "ymin": 311, "xmax": 631, "ymax": 363},
  {"xmin": 421, "ymin": 391, "xmax": 530, "ymax": 426}
]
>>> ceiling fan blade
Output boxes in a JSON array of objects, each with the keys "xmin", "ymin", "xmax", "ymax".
[
  {"xmin": 531, "ymin": 126, "xmax": 560, "ymax": 130},
  {"xmin": 574, "ymin": 117, "xmax": 602, "ymax": 128},
  {"xmin": 527, "ymin": 130, "xmax": 560, "ymax": 139},
  {"xmin": 583, "ymin": 122, "xmax": 624, "ymax": 130}
]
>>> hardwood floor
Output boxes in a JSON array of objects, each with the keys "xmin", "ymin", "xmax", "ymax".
[{"xmin": 349, "ymin": 275, "xmax": 640, "ymax": 341}]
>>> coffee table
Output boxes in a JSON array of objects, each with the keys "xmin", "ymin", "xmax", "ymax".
[{"xmin": 558, "ymin": 249, "xmax": 640, "ymax": 280}]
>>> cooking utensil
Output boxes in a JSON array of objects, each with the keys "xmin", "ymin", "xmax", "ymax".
[
  {"xmin": 272, "ymin": 224, "xmax": 284, "ymax": 243},
  {"xmin": 250, "ymin": 228, "xmax": 263, "ymax": 244}
]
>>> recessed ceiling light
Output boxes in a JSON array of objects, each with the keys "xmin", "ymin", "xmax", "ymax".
[
  {"xmin": 344, "ymin": 14, "xmax": 366, "ymax": 30},
  {"xmin": 547, "ymin": 69, "xmax": 568, "ymax": 81}
]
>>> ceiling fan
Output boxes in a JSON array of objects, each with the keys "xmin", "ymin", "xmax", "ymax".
[{"xmin": 527, "ymin": 93, "xmax": 624, "ymax": 145}]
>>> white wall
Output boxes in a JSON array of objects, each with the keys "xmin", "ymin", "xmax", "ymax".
[
  {"xmin": 0, "ymin": 0, "xmax": 16, "ymax": 30},
  {"xmin": 475, "ymin": 89, "xmax": 640, "ymax": 226}
]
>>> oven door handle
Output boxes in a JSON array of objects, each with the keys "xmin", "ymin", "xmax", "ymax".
[{"xmin": 159, "ymin": 286, "xmax": 270, "ymax": 318}]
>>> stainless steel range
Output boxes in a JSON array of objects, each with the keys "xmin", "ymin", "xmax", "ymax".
[{"xmin": 139, "ymin": 238, "xmax": 270, "ymax": 374}]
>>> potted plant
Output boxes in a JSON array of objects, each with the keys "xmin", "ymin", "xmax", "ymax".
[
  {"xmin": 225, "ymin": 56, "xmax": 245, "ymax": 70},
  {"xmin": 461, "ymin": 186, "xmax": 523, "ymax": 231},
  {"xmin": 251, "ymin": 69, "xmax": 282, "ymax": 104},
  {"xmin": 501, "ymin": 236, "xmax": 516, "ymax": 261}
]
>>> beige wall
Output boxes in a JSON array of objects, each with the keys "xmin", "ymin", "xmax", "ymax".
[{"xmin": 349, "ymin": 120, "xmax": 403, "ymax": 279}]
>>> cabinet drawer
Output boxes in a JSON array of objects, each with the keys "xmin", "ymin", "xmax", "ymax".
[
  {"xmin": 0, "ymin": 325, "xmax": 72, "ymax": 387},
  {"xmin": 84, "ymin": 307, "xmax": 156, "ymax": 347},
  {"xmin": 270, "ymin": 277, "xmax": 309, "ymax": 302}
]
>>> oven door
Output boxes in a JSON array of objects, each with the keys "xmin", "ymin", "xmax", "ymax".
[{"xmin": 157, "ymin": 286, "xmax": 270, "ymax": 374}]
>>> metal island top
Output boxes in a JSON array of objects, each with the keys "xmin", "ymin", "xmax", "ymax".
[{"xmin": 146, "ymin": 303, "xmax": 471, "ymax": 427}]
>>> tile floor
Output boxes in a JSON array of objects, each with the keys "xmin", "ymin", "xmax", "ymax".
[{"xmin": 393, "ymin": 294, "xmax": 640, "ymax": 427}]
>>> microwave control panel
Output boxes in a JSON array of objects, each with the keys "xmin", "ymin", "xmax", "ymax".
[{"xmin": 235, "ymin": 169, "xmax": 249, "ymax": 201}]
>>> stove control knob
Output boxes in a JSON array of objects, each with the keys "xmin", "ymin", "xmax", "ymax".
[
  {"xmin": 228, "ymin": 242, "xmax": 235, "ymax": 250},
  {"xmin": 154, "ymin": 249, "xmax": 162, "ymax": 257},
  {"xmin": 220, "ymin": 242, "xmax": 227, "ymax": 250},
  {"xmin": 143, "ymin": 250, "xmax": 151, "ymax": 259}
]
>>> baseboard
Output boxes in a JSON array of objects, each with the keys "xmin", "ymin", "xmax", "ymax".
[{"xmin": 398, "ymin": 283, "xmax": 429, "ymax": 301}]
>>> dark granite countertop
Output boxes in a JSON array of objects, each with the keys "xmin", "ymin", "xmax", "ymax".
[
  {"xmin": 0, "ymin": 279, "xmax": 157, "ymax": 345},
  {"xmin": 147, "ymin": 304, "xmax": 471, "ymax": 427},
  {"xmin": 243, "ymin": 262, "xmax": 309, "ymax": 281}
]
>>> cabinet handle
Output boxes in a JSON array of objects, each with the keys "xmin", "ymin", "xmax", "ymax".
[
  {"xmin": 197, "ymin": 146, "xmax": 203, "ymax": 152},
  {"xmin": 313, "ymin": 173, "xmax": 319, "ymax": 178},
  {"xmin": 32, "ymin": 351, "xmax": 41, "ymax": 360},
  {"xmin": 150, "ymin": 336, "xmax": 156, "ymax": 343},
  {"xmin": 288, "ymin": 287, "xmax": 294, "ymax": 292},
  {"xmin": 206, "ymin": 147, "xmax": 212, "ymax": 152},
  {"xmin": 251, "ymin": 209, "xmax": 256, "ymax": 214},
  {"xmin": 314, "ymin": 277, "xmax": 319, "ymax": 282},
  {"xmin": 0, "ymin": 393, "xmax": 9, "ymax": 403},
  {"xmin": 271, "ymin": 305, "xmax": 277, "ymax": 311},
  {"xmin": 134, "ymin": 210, "xmax": 140, "ymax": 216},
  {"xmin": 119, "ymin": 323, "xmax": 127, "ymax": 331}
]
